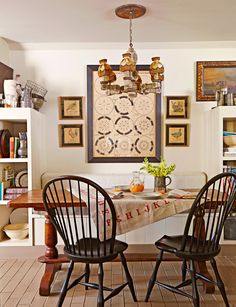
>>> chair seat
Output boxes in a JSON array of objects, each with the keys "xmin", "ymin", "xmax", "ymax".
[
  {"xmin": 155, "ymin": 235, "xmax": 220, "ymax": 260},
  {"xmin": 64, "ymin": 238, "xmax": 128, "ymax": 263}
]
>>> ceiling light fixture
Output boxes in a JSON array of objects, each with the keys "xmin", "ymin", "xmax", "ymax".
[{"xmin": 98, "ymin": 4, "xmax": 164, "ymax": 99}]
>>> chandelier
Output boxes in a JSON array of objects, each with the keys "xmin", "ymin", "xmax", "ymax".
[{"xmin": 98, "ymin": 4, "xmax": 164, "ymax": 99}]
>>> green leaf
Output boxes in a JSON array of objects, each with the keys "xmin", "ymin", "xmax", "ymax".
[{"xmin": 140, "ymin": 157, "xmax": 175, "ymax": 177}]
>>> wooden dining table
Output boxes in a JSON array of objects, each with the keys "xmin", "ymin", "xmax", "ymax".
[{"xmin": 8, "ymin": 189, "xmax": 215, "ymax": 296}]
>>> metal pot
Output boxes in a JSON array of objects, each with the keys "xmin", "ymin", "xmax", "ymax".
[{"xmin": 32, "ymin": 97, "xmax": 45, "ymax": 111}]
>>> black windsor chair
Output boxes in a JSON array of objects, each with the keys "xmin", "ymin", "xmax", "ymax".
[
  {"xmin": 42, "ymin": 175, "xmax": 137, "ymax": 307},
  {"xmin": 145, "ymin": 172, "xmax": 236, "ymax": 307}
]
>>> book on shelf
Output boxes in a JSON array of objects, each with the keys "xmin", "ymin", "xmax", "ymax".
[
  {"xmin": 3, "ymin": 193, "xmax": 21, "ymax": 200},
  {"xmin": 0, "ymin": 180, "xmax": 11, "ymax": 200},
  {"xmin": 9, "ymin": 137, "xmax": 15, "ymax": 158},
  {"xmin": 5, "ymin": 187, "xmax": 28, "ymax": 194},
  {"xmin": 8, "ymin": 136, "xmax": 20, "ymax": 159},
  {"xmin": 224, "ymin": 152, "xmax": 236, "ymax": 157},
  {"xmin": 223, "ymin": 166, "xmax": 236, "ymax": 173}
]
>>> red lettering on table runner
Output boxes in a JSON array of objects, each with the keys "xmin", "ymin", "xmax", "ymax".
[
  {"xmin": 116, "ymin": 216, "xmax": 122, "ymax": 223},
  {"xmin": 126, "ymin": 212, "xmax": 133, "ymax": 219}
]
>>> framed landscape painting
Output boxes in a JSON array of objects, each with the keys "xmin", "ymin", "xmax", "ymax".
[
  {"xmin": 87, "ymin": 65, "xmax": 161, "ymax": 163},
  {"xmin": 196, "ymin": 61, "xmax": 236, "ymax": 101}
]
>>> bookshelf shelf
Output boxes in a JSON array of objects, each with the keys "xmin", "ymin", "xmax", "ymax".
[
  {"xmin": 206, "ymin": 106, "xmax": 236, "ymax": 244},
  {"xmin": 0, "ymin": 158, "xmax": 29, "ymax": 163},
  {"xmin": 0, "ymin": 237, "xmax": 31, "ymax": 246},
  {"xmin": 0, "ymin": 108, "xmax": 45, "ymax": 246},
  {"xmin": 0, "ymin": 200, "xmax": 9, "ymax": 206},
  {"xmin": 223, "ymin": 156, "xmax": 236, "ymax": 161}
]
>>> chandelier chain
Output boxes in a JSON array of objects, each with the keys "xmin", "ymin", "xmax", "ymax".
[{"xmin": 129, "ymin": 10, "xmax": 133, "ymax": 48}]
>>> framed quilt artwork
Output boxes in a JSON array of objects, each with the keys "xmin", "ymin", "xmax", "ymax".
[{"xmin": 87, "ymin": 65, "xmax": 161, "ymax": 163}]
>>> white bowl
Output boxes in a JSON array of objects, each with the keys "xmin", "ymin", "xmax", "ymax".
[
  {"xmin": 3, "ymin": 223, "xmax": 29, "ymax": 240},
  {"xmin": 224, "ymin": 135, "xmax": 236, "ymax": 147}
]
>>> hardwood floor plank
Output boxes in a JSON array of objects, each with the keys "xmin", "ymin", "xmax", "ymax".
[
  {"xmin": 19, "ymin": 263, "xmax": 44, "ymax": 305},
  {"xmin": 0, "ymin": 260, "xmax": 25, "ymax": 292},
  {"xmin": 3, "ymin": 259, "xmax": 35, "ymax": 293},
  {"xmin": 0, "ymin": 253, "xmax": 236, "ymax": 306}
]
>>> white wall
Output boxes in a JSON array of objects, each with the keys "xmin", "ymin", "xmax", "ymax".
[
  {"xmin": 9, "ymin": 42, "xmax": 235, "ymax": 175},
  {"xmin": 0, "ymin": 38, "xmax": 10, "ymax": 64}
]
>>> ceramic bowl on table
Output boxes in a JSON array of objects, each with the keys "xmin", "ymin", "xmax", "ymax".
[{"xmin": 3, "ymin": 223, "xmax": 29, "ymax": 240}]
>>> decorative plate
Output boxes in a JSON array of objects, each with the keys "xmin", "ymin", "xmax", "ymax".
[
  {"xmin": 1, "ymin": 129, "xmax": 12, "ymax": 158},
  {"xmin": 10, "ymin": 208, "xmax": 28, "ymax": 224},
  {"xmin": 0, "ymin": 129, "xmax": 4, "ymax": 158},
  {"xmin": 15, "ymin": 170, "xmax": 28, "ymax": 187},
  {"xmin": 132, "ymin": 192, "xmax": 162, "ymax": 200}
]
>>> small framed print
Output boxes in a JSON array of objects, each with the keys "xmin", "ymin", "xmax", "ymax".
[
  {"xmin": 58, "ymin": 96, "xmax": 84, "ymax": 119},
  {"xmin": 59, "ymin": 124, "xmax": 83, "ymax": 147},
  {"xmin": 166, "ymin": 96, "xmax": 188, "ymax": 119},
  {"xmin": 166, "ymin": 124, "xmax": 189, "ymax": 146}
]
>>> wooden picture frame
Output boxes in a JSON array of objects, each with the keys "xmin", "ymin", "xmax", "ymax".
[
  {"xmin": 87, "ymin": 65, "xmax": 161, "ymax": 163},
  {"xmin": 166, "ymin": 124, "xmax": 189, "ymax": 146},
  {"xmin": 166, "ymin": 96, "xmax": 188, "ymax": 119},
  {"xmin": 196, "ymin": 61, "xmax": 236, "ymax": 101},
  {"xmin": 59, "ymin": 124, "xmax": 83, "ymax": 147},
  {"xmin": 58, "ymin": 96, "xmax": 84, "ymax": 119}
]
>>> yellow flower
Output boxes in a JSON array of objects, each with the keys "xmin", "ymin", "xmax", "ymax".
[{"xmin": 140, "ymin": 157, "xmax": 175, "ymax": 177}]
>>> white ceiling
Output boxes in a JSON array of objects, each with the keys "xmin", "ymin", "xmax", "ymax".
[{"xmin": 1, "ymin": 0, "xmax": 236, "ymax": 45}]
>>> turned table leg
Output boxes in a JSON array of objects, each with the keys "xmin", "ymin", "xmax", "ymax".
[{"xmin": 38, "ymin": 212, "xmax": 61, "ymax": 296}]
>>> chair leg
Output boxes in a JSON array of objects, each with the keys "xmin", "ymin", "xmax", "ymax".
[
  {"xmin": 189, "ymin": 260, "xmax": 199, "ymax": 307},
  {"xmin": 57, "ymin": 261, "xmax": 74, "ymax": 307},
  {"xmin": 97, "ymin": 263, "xmax": 104, "ymax": 307},
  {"xmin": 182, "ymin": 259, "xmax": 187, "ymax": 282},
  {"xmin": 145, "ymin": 250, "xmax": 163, "ymax": 302},
  {"xmin": 210, "ymin": 258, "xmax": 230, "ymax": 307},
  {"xmin": 85, "ymin": 263, "xmax": 90, "ymax": 290},
  {"xmin": 119, "ymin": 252, "xmax": 137, "ymax": 302}
]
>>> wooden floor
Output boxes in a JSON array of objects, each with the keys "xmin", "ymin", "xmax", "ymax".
[{"xmin": 1, "ymin": 253, "xmax": 236, "ymax": 307}]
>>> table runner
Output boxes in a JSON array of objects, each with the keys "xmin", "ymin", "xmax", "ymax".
[
  {"xmin": 111, "ymin": 193, "xmax": 193, "ymax": 235},
  {"xmin": 76, "ymin": 187, "xmax": 195, "ymax": 239}
]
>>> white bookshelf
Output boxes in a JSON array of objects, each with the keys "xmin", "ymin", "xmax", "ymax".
[
  {"xmin": 206, "ymin": 106, "xmax": 236, "ymax": 244},
  {"xmin": 0, "ymin": 108, "xmax": 45, "ymax": 246}
]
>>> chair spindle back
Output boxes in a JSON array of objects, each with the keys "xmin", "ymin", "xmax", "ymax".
[
  {"xmin": 181, "ymin": 172, "xmax": 236, "ymax": 255},
  {"xmin": 42, "ymin": 175, "xmax": 117, "ymax": 258}
]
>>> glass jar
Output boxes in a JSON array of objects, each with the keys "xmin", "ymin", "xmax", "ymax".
[{"xmin": 129, "ymin": 171, "xmax": 144, "ymax": 193}]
